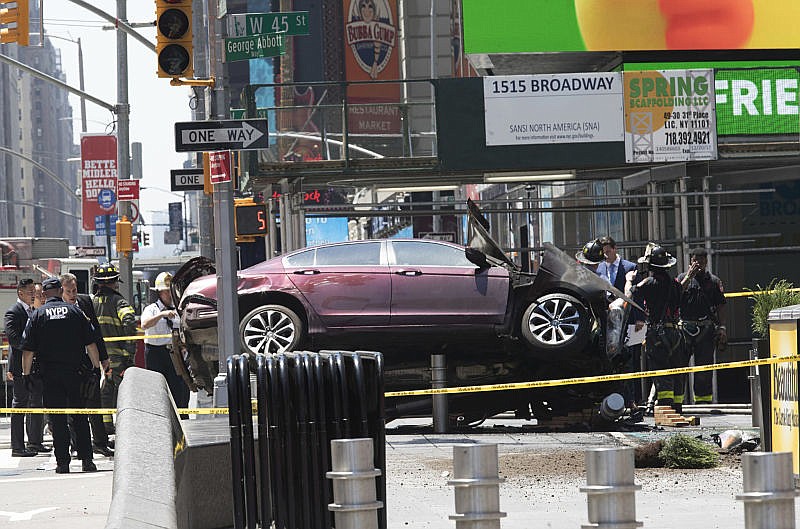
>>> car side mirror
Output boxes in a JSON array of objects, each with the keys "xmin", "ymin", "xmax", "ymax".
[{"xmin": 465, "ymin": 247, "xmax": 489, "ymax": 270}]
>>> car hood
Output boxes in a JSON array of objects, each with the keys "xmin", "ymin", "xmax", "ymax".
[
  {"xmin": 172, "ymin": 256, "xmax": 216, "ymax": 308},
  {"xmin": 466, "ymin": 198, "xmax": 516, "ymax": 268}
]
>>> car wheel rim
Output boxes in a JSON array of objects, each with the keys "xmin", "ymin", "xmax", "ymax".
[
  {"xmin": 528, "ymin": 297, "xmax": 581, "ymax": 345},
  {"xmin": 242, "ymin": 309, "xmax": 296, "ymax": 354}
]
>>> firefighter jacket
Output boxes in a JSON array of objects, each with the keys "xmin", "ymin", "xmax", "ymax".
[{"xmin": 93, "ymin": 285, "xmax": 137, "ymax": 357}]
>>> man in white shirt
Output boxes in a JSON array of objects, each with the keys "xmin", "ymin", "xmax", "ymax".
[{"xmin": 140, "ymin": 272, "xmax": 189, "ymax": 408}]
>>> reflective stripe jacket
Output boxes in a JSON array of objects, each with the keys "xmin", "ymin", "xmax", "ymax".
[{"xmin": 93, "ymin": 286, "xmax": 137, "ymax": 356}]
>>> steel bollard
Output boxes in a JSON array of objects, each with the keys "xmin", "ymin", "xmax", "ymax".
[
  {"xmin": 432, "ymin": 353, "xmax": 449, "ymax": 433},
  {"xmin": 737, "ymin": 451, "xmax": 798, "ymax": 529},
  {"xmin": 580, "ymin": 447, "xmax": 642, "ymax": 529},
  {"xmin": 327, "ymin": 438, "xmax": 383, "ymax": 529},
  {"xmin": 448, "ymin": 444, "xmax": 506, "ymax": 529}
]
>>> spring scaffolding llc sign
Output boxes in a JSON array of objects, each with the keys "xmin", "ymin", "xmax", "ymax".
[
  {"xmin": 624, "ymin": 69, "xmax": 718, "ymax": 163},
  {"xmin": 483, "ymin": 72, "xmax": 624, "ymax": 146}
]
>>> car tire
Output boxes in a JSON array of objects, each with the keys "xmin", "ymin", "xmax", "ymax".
[
  {"xmin": 520, "ymin": 293, "xmax": 591, "ymax": 355},
  {"xmin": 238, "ymin": 305, "xmax": 304, "ymax": 355}
]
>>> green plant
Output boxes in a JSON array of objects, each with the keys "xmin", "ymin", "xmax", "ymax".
[
  {"xmin": 749, "ymin": 279, "xmax": 800, "ymax": 337},
  {"xmin": 659, "ymin": 434, "xmax": 718, "ymax": 469}
]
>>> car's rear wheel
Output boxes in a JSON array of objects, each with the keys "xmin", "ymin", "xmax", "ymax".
[
  {"xmin": 521, "ymin": 293, "xmax": 591, "ymax": 355},
  {"xmin": 239, "ymin": 304, "xmax": 304, "ymax": 354}
]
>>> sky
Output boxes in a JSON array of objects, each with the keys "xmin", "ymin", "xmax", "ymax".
[{"xmin": 43, "ymin": 0, "xmax": 192, "ymax": 236}]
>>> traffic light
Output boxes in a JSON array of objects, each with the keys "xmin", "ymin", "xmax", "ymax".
[
  {"xmin": 0, "ymin": 0, "xmax": 29, "ymax": 46},
  {"xmin": 143, "ymin": 232, "xmax": 150, "ymax": 246},
  {"xmin": 116, "ymin": 216, "xmax": 133, "ymax": 255},
  {"xmin": 202, "ymin": 152, "xmax": 213, "ymax": 195},
  {"xmin": 155, "ymin": 0, "xmax": 193, "ymax": 78},
  {"xmin": 234, "ymin": 199, "xmax": 267, "ymax": 242}
]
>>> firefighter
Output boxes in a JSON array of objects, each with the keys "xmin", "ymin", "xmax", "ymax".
[
  {"xmin": 92, "ymin": 264, "xmax": 137, "ymax": 435},
  {"xmin": 575, "ymin": 239, "xmax": 606, "ymax": 271},
  {"xmin": 625, "ymin": 243, "xmax": 686, "ymax": 412},
  {"xmin": 678, "ymin": 248, "xmax": 727, "ymax": 405}
]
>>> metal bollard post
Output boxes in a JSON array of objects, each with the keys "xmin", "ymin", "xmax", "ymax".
[
  {"xmin": 432, "ymin": 353, "xmax": 448, "ymax": 433},
  {"xmin": 448, "ymin": 444, "xmax": 506, "ymax": 529},
  {"xmin": 580, "ymin": 447, "xmax": 642, "ymax": 529},
  {"xmin": 737, "ymin": 452, "xmax": 798, "ymax": 529},
  {"xmin": 327, "ymin": 438, "xmax": 383, "ymax": 529}
]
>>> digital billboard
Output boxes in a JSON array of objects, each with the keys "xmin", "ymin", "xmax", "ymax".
[
  {"xmin": 462, "ymin": 1, "xmax": 800, "ymax": 54},
  {"xmin": 715, "ymin": 68, "xmax": 800, "ymax": 135}
]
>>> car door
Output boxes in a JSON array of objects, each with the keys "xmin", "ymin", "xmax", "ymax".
[
  {"xmin": 388, "ymin": 240, "xmax": 510, "ymax": 326},
  {"xmin": 284, "ymin": 241, "xmax": 391, "ymax": 327}
]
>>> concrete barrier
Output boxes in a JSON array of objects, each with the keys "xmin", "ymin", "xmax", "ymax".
[{"xmin": 105, "ymin": 367, "xmax": 233, "ymax": 529}]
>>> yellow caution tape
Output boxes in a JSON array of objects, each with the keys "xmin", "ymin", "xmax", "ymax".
[
  {"xmin": 724, "ymin": 287, "xmax": 800, "ymax": 299},
  {"xmin": 383, "ymin": 354, "xmax": 799, "ymax": 398},
  {"xmin": 2, "ymin": 354, "xmax": 798, "ymax": 413},
  {"xmin": 104, "ymin": 334, "xmax": 171, "ymax": 342}
]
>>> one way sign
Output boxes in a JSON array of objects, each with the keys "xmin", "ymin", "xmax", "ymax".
[{"xmin": 174, "ymin": 119, "xmax": 269, "ymax": 152}]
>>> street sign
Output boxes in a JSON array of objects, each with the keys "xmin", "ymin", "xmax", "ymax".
[
  {"xmin": 174, "ymin": 119, "xmax": 269, "ymax": 152},
  {"xmin": 230, "ymin": 108, "xmax": 269, "ymax": 119},
  {"xmin": 224, "ymin": 32, "xmax": 287, "ymax": 62},
  {"xmin": 208, "ymin": 151, "xmax": 232, "ymax": 184},
  {"xmin": 117, "ymin": 180, "xmax": 140, "ymax": 201},
  {"xmin": 95, "ymin": 214, "xmax": 118, "ymax": 237},
  {"xmin": 73, "ymin": 246, "xmax": 106, "ymax": 258},
  {"xmin": 228, "ymin": 11, "xmax": 310, "ymax": 37},
  {"xmin": 420, "ymin": 232, "xmax": 457, "ymax": 243},
  {"xmin": 171, "ymin": 168, "xmax": 205, "ymax": 191}
]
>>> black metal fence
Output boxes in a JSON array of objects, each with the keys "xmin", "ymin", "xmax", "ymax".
[{"xmin": 227, "ymin": 350, "xmax": 386, "ymax": 529}]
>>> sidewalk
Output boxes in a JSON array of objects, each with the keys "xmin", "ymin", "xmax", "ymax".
[{"xmin": 0, "ymin": 411, "xmax": 778, "ymax": 529}]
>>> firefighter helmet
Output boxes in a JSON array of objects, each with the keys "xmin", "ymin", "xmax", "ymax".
[
  {"xmin": 637, "ymin": 243, "xmax": 677, "ymax": 268},
  {"xmin": 94, "ymin": 264, "xmax": 121, "ymax": 282},
  {"xmin": 150, "ymin": 271, "xmax": 172, "ymax": 291},
  {"xmin": 575, "ymin": 239, "xmax": 605, "ymax": 265}
]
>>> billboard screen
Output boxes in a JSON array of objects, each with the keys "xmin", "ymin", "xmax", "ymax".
[
  {"xmin": 462, "ymin": 0, "xmax": 800, "ymax": 54},
  {"xmin": 715, "ymin": 68, "xmax": 800, "ymax": 135}
]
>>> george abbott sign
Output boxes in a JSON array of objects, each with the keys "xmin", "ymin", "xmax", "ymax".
[
  {"xmin": 483, "ymin": 73, "xmax": 624, "ymax": 146},
  {"xmin": 81, "ymin": 134, "xmax": 118, "ymax": 232}
]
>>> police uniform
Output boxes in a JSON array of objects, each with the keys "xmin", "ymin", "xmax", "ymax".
[
  {"xmin": 678, "ymin": 267, "xmax": 726, "ymax": 404},
  {"xmin": 629, "ymin": 245, "xmax": 687, "ymax": 410},
  {"xmin": 92, "ymin": 265, "xmax": 137, "ymax": 434},
  {"xmin": 21, "ymin": 278, "xmax": 100, "ymax": 472}
]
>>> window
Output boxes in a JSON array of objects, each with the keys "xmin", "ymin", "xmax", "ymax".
[
  {"xmin": 284, "ymin": 249, "xmax": 315, "ymax": 267},
  {"xmin": 392, "ymin": 241, "xmax": 473, "ymax": 267},
  {"xmin": 315, "ymin": 242, "xmax": 381, "ymax": 266}
]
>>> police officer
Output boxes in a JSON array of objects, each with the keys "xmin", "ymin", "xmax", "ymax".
[
  {"xmin": 92, "ymin": 264, "xmax": 137, "ymax": 435},
  {"xmin": 20, "ymin": 277, "xmax": 101, "ymax": 474},
  {"xmin": 625, "ymin": 243, "xmax": 686, "ymax": 412},
  {"xmin": 678, "ymin": 248, "xmax": 727, "ymax": 404},
  {"xmin": 141, "ymin": 272, "xmax": 189, "ymax": 408}
]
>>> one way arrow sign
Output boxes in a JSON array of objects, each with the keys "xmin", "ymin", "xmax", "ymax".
[{"xmin": 174, "ymin": 119, "xmax": 269, "ymax": 152}]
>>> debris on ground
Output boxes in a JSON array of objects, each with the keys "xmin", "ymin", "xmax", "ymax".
[
  {"xmin": 710, "ymin": 430, "xmax": 760, "ymax": 453},
  {"xmin": 634, "ymin": 440, "xmax": 665, "ymax": 468},
  {"xmin": 659, "ymin": 434, "xmax": 719, "ymax": 469}
]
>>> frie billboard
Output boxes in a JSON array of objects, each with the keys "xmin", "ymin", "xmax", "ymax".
[
  {"xmin": 462, "ymin": 0, "xmax": 800, "ymax": 54},
  {"xmin": 715, "ymin": 68, "xmax": 800, "ymax": 135}
]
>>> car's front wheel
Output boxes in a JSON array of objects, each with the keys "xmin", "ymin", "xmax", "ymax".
[
  {"xmin": 238, "ymin": 304, "xmax": 304, "ymax": 354},
  {"xmin": 520, "ymin": 293, "xmax": 591, "ymax": 355}
]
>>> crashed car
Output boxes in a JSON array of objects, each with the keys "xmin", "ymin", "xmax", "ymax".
[{"xmin": 173, "ymin": 200, "xmax": 630, "ymax": 421}]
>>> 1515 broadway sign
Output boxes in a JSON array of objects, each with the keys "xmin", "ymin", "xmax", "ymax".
[
  {"xmin": 715, "ymin": 67, "xmax": 800, "ymax": 135},
  {"xmin": 624, "ymin": 69, "xmax": 717, "ymax": 163},
  {"xmin": 483, "ymin": 73, "xmax": 623, "ymax": 146}
]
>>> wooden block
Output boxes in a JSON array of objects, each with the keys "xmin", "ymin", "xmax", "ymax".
[{"xmin": 686, "ymin": 416, "xmax": 700, "ymax": 426}]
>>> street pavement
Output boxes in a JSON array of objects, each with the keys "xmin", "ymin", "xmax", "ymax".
[{"xmin": 0, "ymin": 410, "xmax": 782, "ymax": 529}]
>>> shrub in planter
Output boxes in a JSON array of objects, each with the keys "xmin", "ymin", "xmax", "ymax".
[{"xmin": 750, "ymin": 279, "xmax": 800, "ymax": 338}]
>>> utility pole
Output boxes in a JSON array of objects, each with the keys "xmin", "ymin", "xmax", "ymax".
[
  {"xmin": 116, "ymin": 0, "xmax": 132, "ymax": 302},
  {"xmin": 208, "ymin": 0, "xmax": 238, "ymax": 406}
]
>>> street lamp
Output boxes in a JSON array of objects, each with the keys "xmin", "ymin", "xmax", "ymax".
[{"xmin": 48, "ymin": 34, "xmax": 88, "ymax": 134}]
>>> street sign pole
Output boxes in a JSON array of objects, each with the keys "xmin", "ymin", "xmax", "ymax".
[
  {"xmin": 104, "ymin": 214, "xmax": 112, "ymax": 263},
  {"xmin": 209, "ymin": 0, "xmax": 238, "ymax": 408}
]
